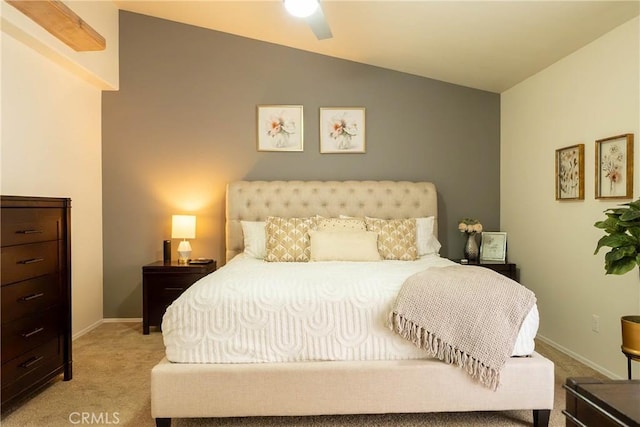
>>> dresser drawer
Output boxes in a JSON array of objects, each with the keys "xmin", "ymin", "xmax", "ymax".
[
  {"xmin": 1, "ymin": 208, "xmax": 61, "ymax": 247},
  {"xmin": 1, "ymin": 308, "xmax": 63, "ymax": 362},
  {"xmin": 1, "ymin": 241, "xmax": 59, "ymax": 286},
  {"xmin": 1, "ymin": 275, "xmax": 62, "ymax": 324},
  {"xmin": 1, "ymin": 338, "xmax": 64, "ymax": 399}
]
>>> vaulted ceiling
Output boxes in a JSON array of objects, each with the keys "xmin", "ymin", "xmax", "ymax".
[{"xmin": 114, "ymin": 1, "xmax": 640, "ymax": 93}]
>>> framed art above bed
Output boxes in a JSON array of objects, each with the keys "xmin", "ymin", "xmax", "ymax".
[
  {"xmin": 257, "ymin": 105, "xmax": 304, "ymax": 152},
  {"xmin": 320, "ymin": 107, "xmax": 366, "ymax": 153}
]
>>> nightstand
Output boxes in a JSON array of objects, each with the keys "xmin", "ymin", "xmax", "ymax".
[
  {"xmin": 142, "ymin": 260, "xmax": 216, "ymax": 334},
  {"xmin": 452, "ymin": 260, "xmax": 517, "ymax": 282}
]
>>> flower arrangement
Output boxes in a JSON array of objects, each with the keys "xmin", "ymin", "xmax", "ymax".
[
  {"xmin": 458, "ymin": 218, "xmax": 483, "ymax": 235},
  {"xmin": 329, "ymin": 113, "xmax": 359, "ymax": 149},
  {"xmin": 266, "ymin": 113, "xmax": 296, "ymax": 148}
]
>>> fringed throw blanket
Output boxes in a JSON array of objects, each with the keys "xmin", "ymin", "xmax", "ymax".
[{"xmin": 389, "ymin": 265, "xmax": 536, "ymax": 390}]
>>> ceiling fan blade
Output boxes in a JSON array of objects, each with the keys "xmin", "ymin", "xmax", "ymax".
[{"xmin": 305, "ymin": 5, "xmax": 332, "ymax": 40}]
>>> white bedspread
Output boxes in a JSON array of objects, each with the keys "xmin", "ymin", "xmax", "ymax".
[{"xmin": 162, "ymin": 255, "xmax": 539, "ymax": 363}]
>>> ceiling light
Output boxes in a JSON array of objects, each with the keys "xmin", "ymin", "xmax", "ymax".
[{"xmin": 284, "ymin": 0, "xmax": 319, "ymax": 18}]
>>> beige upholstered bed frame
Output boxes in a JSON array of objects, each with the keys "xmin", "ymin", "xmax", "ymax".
[{"xmin": 151, "ymin": 181, "xmax": 554, "ymax": 427}]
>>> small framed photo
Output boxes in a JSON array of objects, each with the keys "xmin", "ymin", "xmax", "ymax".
[
  {"xmin": 257, "ymin": 105, "xmax": 303, "ymax": 152},
  {"xmin": 480, "ymin": 232, "xmax": 507, "ymax": 263},
  {"xmin": 595, "ymin": 133, "xmax": 634, "ymax": 199},
  {"xmin": 320, "ymin": 107, "xmax": 366, "ymax": 153},
  {"xmin": 555, "ymin": 144, "xmax": 584, "ymax": 200}
]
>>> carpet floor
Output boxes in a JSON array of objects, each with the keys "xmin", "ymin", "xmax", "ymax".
[{"xmin": 1, "ymin": 322, "xmax": 607, "ymax": 427}]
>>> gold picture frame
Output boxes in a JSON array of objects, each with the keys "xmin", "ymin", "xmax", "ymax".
[
  {"xmin": 256, "ymin": 105, "xmax": 304, "ymax": 152},
  {"xmin": 595, "ymin": 134, "xmax": 634, "ymax": 199},
  {"xmin": 555, "ymin": 144, "xmax": 585, "ymax": 201}
]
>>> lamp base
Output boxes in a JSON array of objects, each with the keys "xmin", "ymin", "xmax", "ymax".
[{"xmin": 177, "ymin": 240, "xmax": 192, "ymax": 265}]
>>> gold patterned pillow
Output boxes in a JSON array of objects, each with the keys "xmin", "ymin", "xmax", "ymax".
[
  {"xmin": 317, "ymin": 218, "xmax": 366, "ymax": 232},
  {"xmin": 364, "ymin": 218, "xmax": 418, "ymax": 261},
  {"xmin": 265, "ymin": 216, "xmax": 317, "ymax": 262}
]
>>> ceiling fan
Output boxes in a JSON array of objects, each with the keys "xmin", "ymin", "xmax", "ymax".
[{"xmin": 283, "ymin": 0, "xmax": 333, "ymax": 40}]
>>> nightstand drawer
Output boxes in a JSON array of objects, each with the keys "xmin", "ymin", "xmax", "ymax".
[
  {"xmin": 146, "ymin": 274, "xmax": 203, "ymax": 300},
  {"xmin": 1, "ymin": 275, "xmax": 62, "ymax": 324},
  {"xmin": 2, "ymin": 308, "xmax": 63, "ymax": 362},
  {"xmin": 1, "ymin": 241, "xmax": 59, "ymax": 286},
  {"xmin": 1, "ymin": 208, "xmax": 61, "ymax": 247}
]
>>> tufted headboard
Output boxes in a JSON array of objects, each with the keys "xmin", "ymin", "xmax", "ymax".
[{"xmin": 225, "ymin": 180, "xmax": 438, "ymax": 262}]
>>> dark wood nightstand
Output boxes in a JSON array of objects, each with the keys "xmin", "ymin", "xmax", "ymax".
[
  {"xmin": 142, "ymin": 260, "xmax": 216, "ymax": 334},
  {"xmin": 452, "ymin": 260, "xmax": 517, "ymax": 282}
]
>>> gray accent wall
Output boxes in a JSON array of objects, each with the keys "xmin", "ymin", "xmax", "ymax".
[{"xmin": 102, "ymin": 11, "xmax": 500, "ymax": 318}]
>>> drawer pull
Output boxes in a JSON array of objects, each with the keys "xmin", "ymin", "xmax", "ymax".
[
  {"xmin": 19, "ymin": 355, "xmax": 44, "ymax": 369},
  {"xmin": 164, "ymin": 287, "xmax": 185, "ymax": 291},
  {"xmin": 19, "ymin": 292, "xmax": 45, "ymax": 302},
  {"xmin": 17, "ymin": 258, "xmax": 45, "ymax": 265},
  {"xmin": 21, "ymin": 327, "xmax": 45, "ymax": 338},
  {"xmin": 16, "ymin": 229, "xmax": 44, "ymax": 235}
]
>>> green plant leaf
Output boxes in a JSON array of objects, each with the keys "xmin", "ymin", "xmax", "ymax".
[
  {"xmin": 605, "ymin": 257, "xmax": 637, "ymax": 275},
  {"xmin": 605, "ymin": 246, "xmax": 637, "ymax": 263},
  {"xmin": 594, "ymin": 233, "xmax": 638, "ymax": 254},
  {"xmin": 620, "ymin": 210, "xmax": 640, "ymax": 221}
]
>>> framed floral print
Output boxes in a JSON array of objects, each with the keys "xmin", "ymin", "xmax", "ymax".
[
  {"xmin": 257, "ymin": 105, "xmax": 304, "ymax": 152},
  {"xmin": 555, "ymin": 144, "xmax": 584, "ymax": 200},
  {"xmin": 320, "ymin": 107, "xmax": 366, "ymax": 153},
  {"xmin": 479, "ymin": 232, "xmax": 507, "ymax": 263},
  {"xmin": 595, "ymin": 133, "xmax": 634, "ymax": 199}
]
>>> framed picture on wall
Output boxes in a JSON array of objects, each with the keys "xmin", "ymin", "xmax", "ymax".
[
  {"xmin": 595, "ymin": 133, "xmax": 634, "ymax": 199},
  {"xmin": 320, "ymin": 107, "xmax": 366, "ymax": 153},
  {"xmin": 257, "ymin": 105, "xmax": 304, "ymax": 152},
  {"xmin": 555, "ymin": 144, "xmax": 584, "ymax": 200},
  {"xmin": 479, "ymin": 232, "xmax": 507, "ymax": 263}
]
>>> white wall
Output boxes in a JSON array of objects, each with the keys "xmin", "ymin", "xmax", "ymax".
[
  {"xmin": 1, "ymin": 1, "xmax": 119, "ymax": 336},
  {"xmin": 501, "ymin": 17, "xmax": 640, "ymax": 379}
]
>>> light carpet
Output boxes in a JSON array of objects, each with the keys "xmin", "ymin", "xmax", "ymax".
[{"xmin": 0, "ymin": 322, "xmax": 607, "ymax": 427}]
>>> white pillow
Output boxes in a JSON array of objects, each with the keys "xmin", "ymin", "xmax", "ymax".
[
  {"xmin": 309, "ymin": 230, "xmax": 381, "ymax": 262},
  {"xmin": 416, "ymin": 216, "xmax": 441, "ymax": 256},
  {"xmin": 240, "ymin": 220, "xmax": 266, "ymax": 259}
]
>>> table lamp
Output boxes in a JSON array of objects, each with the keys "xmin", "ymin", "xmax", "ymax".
[{"xmin": 172, "ymin": 215, "xmax": 196, "ymax": 264}]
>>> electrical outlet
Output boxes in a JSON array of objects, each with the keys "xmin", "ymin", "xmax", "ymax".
[{"xmin": 592, "ymin": 314, "xmax": 600, "ymax": 333}]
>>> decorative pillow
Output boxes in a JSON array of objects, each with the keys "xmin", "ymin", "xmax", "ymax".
[
  {"xmin": 416, "ymin": 216, "xmax": 441, "ymax": 256},
  {"xmin": 364, "ymin": 218, "xmax": 418, "ymax": 261},
  {"xmin": 317, "ymin": 218, "xmax": 367, "ymax": 232},
  {"xmin": 309, "ymin": 230, "xmax": 381, "ymax": 262},
  {"xmin": 265, "ymin": 216, "xmax": 317, "ymax": 262},
  {"xmin": 241, "ymin": 220, "xmax": 266, "ymax": 259}
]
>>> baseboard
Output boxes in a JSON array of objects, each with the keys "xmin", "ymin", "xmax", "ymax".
[
  {"xmin": 73, "ymin": 318, "xmax": 143, "ymax": 341},
  {"xmin": 102, "ymin": 317, "xmax": 143, "ymax": 323},
  {"xmin": 72, "ymin": 319, "xmax": 103, "ymax": 341},
  {"xmin": 536, "ymin": 334, "xmax": 621, "ymax": 379}
]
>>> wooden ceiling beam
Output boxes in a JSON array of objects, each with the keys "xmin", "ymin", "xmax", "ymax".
[{"xmin": 6, "ymin": 0, "xmax": 106, "ymax": 52}]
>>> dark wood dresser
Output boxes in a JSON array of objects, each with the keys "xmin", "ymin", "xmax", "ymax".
[
  {"xmin": 564, "ymin": 377, "xmax": 640, "ymax": 427},
  {"xmin": 1, "ymin": 196, "xmax": 72, "ymax": 410}
]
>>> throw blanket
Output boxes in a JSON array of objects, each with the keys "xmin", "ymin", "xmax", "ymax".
[{"xmin": 388, "ymin": 265, "xmax": 536, "ymax": 390}]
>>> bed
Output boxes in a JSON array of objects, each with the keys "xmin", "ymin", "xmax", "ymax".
[{"xmin": 150, "ymin": 180, "xmax": 554, "ymax": 427}]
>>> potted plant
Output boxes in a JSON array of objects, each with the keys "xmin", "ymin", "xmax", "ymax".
[{"xmin": 594, "ymin": 199, "xmax": 640, "ymax": 376}]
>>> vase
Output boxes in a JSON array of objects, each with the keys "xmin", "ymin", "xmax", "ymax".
[{"xmin": 464, "ymin": 233, "xmax": 479, "ymax": 262}]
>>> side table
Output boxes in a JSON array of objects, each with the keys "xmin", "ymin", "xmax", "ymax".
[
  {"xmin": 452, "ymin": 259, "xmax": 517, "ymax": 282},
  {"xmin": 142, "ymin": 260, "xmax": 216, "ymax": 334}
]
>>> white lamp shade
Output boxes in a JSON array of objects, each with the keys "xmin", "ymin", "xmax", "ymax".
[
  {"xmin": 284, "ymin": 0, "xmax": 319, "ymax": 18},
  {"xmin": 171, "ymin": 215, "xmax": 196, "ymax": 239}
]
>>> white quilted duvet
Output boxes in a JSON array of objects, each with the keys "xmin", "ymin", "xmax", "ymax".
[{"xmin": 162, "ymin": 254, "xmax": 539, "ymax": 363}]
